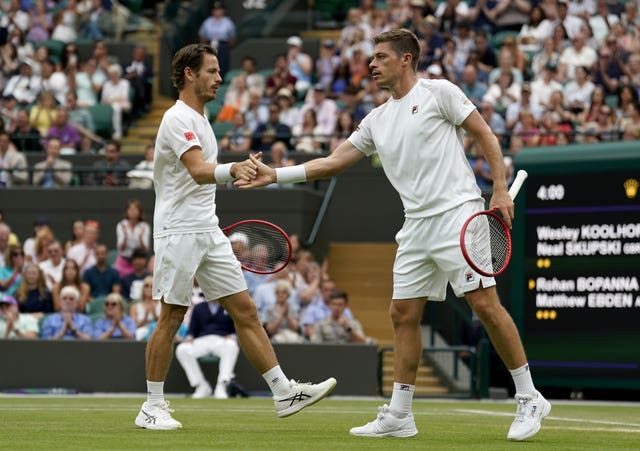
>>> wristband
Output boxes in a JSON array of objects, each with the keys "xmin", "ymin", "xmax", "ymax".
[
  {"xmin": 214, "ymin": 163, "xmax": 235, "ymax": 184},
  {"xmin": 276, "ymin": 165, "xmax": 307, "ymax": 184}
]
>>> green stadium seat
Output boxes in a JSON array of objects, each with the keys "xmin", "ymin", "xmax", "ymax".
[
  {"xmin": 223, "ymin": 68, "xmax": 243, "ymax": 84},
  {"xmin": 107, "ymin": 249, "xmax": 118, "ymax": 267},
  {"xmin": 605, "ymin": 95, "xmax": 619, "ymax": 109},
  {"xmin": 211, "ymin": 121, "xmax": 234, "ymax": 138},
  {"xmin": 491, "ymin": 30, "xmax": 519, "ymax": 48},
  {"xmin": 86, "ymin": 296, "xmax": 106, "ymax": 315},
  {"xmin": 205, "ymin": 101, "xmax": 223, "ymax": 122},
  {"xmin": 88, "ymin": 103, "xmax": 114, "ymax": 139},
  {"xmin": 41, "ymin": 39, "xmax": 66, "ymax": 62}
]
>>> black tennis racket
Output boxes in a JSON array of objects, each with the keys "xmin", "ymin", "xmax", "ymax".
[
  {"xmin": 222, "ymin": 220, "xmax": 292, "ymax": 274},
  {"xmin": 460, "ymin": 170, "xmax": 528, "ymax": 277}
]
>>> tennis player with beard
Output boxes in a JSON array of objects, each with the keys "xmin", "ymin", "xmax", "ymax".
[
  {"xmin": 237, "ymin": 29, "xmax": 550, "ymax": 441},
  {"xmin": 135, "ymin": 43, "xmax": 336, "ymax": 431}
]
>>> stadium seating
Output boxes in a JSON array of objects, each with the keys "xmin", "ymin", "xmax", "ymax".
[{"xmin": 88, "ymin": 103, "xmax": 115, "ymax": 140}]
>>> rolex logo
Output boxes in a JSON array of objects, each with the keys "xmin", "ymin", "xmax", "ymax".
[{"xmin": 624, "ymin": 178, "xmax": 639, "ymax": 199}]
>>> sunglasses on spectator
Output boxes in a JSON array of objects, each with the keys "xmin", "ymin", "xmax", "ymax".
[
  {"xmin": 11, "ymin": 252, "xmax": 24, "ymax": 257},
  {"xmin": 105, "ymin": 302, "xmax": 120, "ymax": 307}
]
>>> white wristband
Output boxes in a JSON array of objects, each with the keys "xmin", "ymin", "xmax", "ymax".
[
  {"xmin": 276, "ymin": 165, "xmax": 307, "ymax": 184},
  {"xmin": 214, "ymin": 163, "xmax": 235, "ymax": 184}
]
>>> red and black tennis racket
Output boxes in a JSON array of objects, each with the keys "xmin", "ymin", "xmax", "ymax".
[
  {"xmin": 460, "ymin": 170, "xmax": 528, "ymax": 277},
  {"xmin": 222, "ymin": 220, "xmax": 292, "ymax": 274}
]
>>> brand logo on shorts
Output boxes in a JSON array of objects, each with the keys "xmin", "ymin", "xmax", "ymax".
[
  {"xmin": 411, "ymin": 105, "xmax": 418, "ymax": 115},
  {"xmin": 184, "ymin": 131, "xmax": 196, "ymax": 141},
  {"xmin": 465, "ymin": 272, "xmax": 475, "ymax": 282}
]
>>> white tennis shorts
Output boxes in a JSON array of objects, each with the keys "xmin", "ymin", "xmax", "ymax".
[
  {"xmin": 393, "ymin": 199, "xmax": 495, "ymax": 301},
  {"xmin": 153, "ymin": 228, "xmax": 247, "ymax": 306}
]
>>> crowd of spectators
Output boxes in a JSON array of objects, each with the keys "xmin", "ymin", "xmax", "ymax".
[
  {"xmin": 0, "ymin": 1, "xmax": 153, "ymax": 164},
  {"xmin": 0, "ymin": 206, "xmax": 372, "ymax": 345},
  {"xmin": 210, "ymin": 0, "xmax": 640, "ymax": 188}
]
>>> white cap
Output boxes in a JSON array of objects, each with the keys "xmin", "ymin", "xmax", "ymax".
[
  {"xmin": 426, "ymin": 64, "xmax": 442, "ymax": 76},
  {"xmin": 286, "ymin": 36, "xmax": 303, "ymax": 47},
  {"xmin": 229, "ymin": 232, "xmax": 249, "ymax": 245}
]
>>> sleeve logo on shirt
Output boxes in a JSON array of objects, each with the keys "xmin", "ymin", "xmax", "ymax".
[{"xmin": 184, "ymin": 131, "xmax": 196, "ymax": 141}]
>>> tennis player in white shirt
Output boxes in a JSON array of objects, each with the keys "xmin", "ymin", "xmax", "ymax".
[
  {"xmin": 238, "ymin": 29, "xmax": 550, "ymax": 442},
  {"xmin": 135, "ymin": 43, "xmax": 336, "ymax": 431}
]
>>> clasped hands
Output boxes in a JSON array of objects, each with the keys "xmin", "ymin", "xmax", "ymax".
[{"xmin": 231, "ymin": 152, "xmax": 276, "ymax": 189}]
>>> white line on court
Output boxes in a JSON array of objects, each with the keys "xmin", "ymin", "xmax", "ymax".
[{"xmin": 456, "ymin": 409, "xmax": 640, "ymax": 428}]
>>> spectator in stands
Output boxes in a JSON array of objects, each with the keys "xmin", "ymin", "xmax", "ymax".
[
  {"xmin": 0, "ymin": 244, "xmax": 24, "ymax": 296},
  {"xmin": 550, "ymin": 21, "xmax": 571, "ymax": 55},
  {"xmin": 330, "ymin": 61, "xmax": 351, "ymax": 96},
  {"xmin": 60, "ymin": 42, "xmax": 81, "ymax": 72},
  {"xmin": 66, "ymin": 219, "xmax": 99, "ymax": 275},
  {"xmin": 175, "ymin": 299, "xmax": 240, "ymax": 399},
  {"xmin": 531, "ymin": 37, "xmax": 560, "ymax": 77},
  {"xmin": 264, "ymin": 54, "xmax": 297, "ymax": 99},
  {"xmin": 510, "ymin": 109, "xmax": 541, "ymax": 152},
  {"xmin": 26, "ymin": 0, "xmax": 52, "ymax": 45},
  {"xmin": 198, "ymin": 1, "xmax": 236, "ymax": 78},
  {"xmin": 45, "ymin": 109, "xmax": 81, "ymax": 155},
  {"xmin": 315, "ymin": 39, "xmax": 340, "ymax": 91},
  {"xmin": 286, "ymin": 35, "xmax": 313, "ymax": 97},
  {"xmin": 329, "ymin": 111, "xmax": 356, "ymax": 153},
  {"xmin": 593, "ymin": 45, "xmax": 625, "ymax": 97},
  {"xmin": 29, "ymin": 90, "xmax": 58, "ymax": 137},
  {"xmin": 505, "ymin": 82, "xmax": 544, "ymax": 131},
  {"xmin": 621, "ymin": 101, "xmax": 640, "ymax": 141},
  {"xmin": 39, "ymin": 239, "xmax": 65, "ymax": 291},
  {"xmin": 435, "ymin": 0, "xmax": 471, "ymax": 35},
  {"xmin": 475, "ymin": 31, "xmax": 498, "ymax": 73},
  {"xmin": 129, "ymin": 275, "xmax": 160, "ymax": 340},
  {"xmin": 291, "ymin": 108, "xmax": 324, "ymax": 154},
  {"xmin": 120, "ymin": 248, "xmax": 150, "ymax": 302},
  {"xmin": 64, "ymin": 219, "xmax": 85, "ymax": 256},
  {"xmin": 471, "ymin": 98, "xmax": 506, "ymax": 149},
  {"xmin": 74, "ymin": 58, "xmax": 106, "ymax": 108},
  {"xmin": 488, "ymin": 48, "xmax": 523, "ymax": 86},
  {"xmin": 617, "ymin": 85, "xmax": 639, "ymax": 121},
  {"xmin": 217, "ymin": 73, "xmax": 250, "ymax": 123},
  {"xmin": 564, "ymin": 65, "xmax": 596, "ymax": 117},
  {"xmin": 301, "ymin": 278, "xmax": 354, "ymax": 339},
  {"xmin": 52, "ymin": 258, "xmax": 90, "ymax": 312},
  {"xmin": 41, "ymin": 285, "xmax": 93, "ymax": 339},
  {"xmin": 555, "ymin": 0, "xmax": 584, "ymax": 40},
  {"xmin": 82, "ymin": 243, "xmax": 121, "ymax": 299},
  {"xmin": 530, "ymin": 62, "xmax": 562, "ymax": 110},
  {"xmin": 558, "ymin": 32, "xmax": 597, "ymax": 82},
  {"xmin": 538, "ymin": 110, "xmax": 573, "ymax": 146},
  {"xmin": 577, "ymin": 85, "xmax": 605, "ymax": 125},
  {"xmin": 264, "ymin": 280, "xmax": 304, "ymax": 343},
  {"xmin": 0, "ymin": 42, "xmax": 20, "ymax": 79},
  {"xmin": 79, "ymin": 0, "xmax": 110, "ymax": 41},
  {"xmin": 484, "ymin": 69, "xmax": 521, "ymax": 117},
  {"xmin": 347, "ymin": 45, "xmax": 372, "ymax": 88},
  {"xmin": 124, "ymin": 45, "xmax": 153, "ymax": 116},
  {"xmin": 87, "ymin": 139, "xmax": 131, "ymax": 186},
  {"xmin": 589, "ymin": 0, "xmax": 619, "ymax": 45},
  {"xmin": 237, "ymin": 55, "xmax": 265, "ymax": 95},
  {"xmin": 32, "ymin": 136, "xmax": 74, "ymax": 187},
  {"xmin": 21, "ymin": 216, "xmax": 49, "ymax": 264},
  {"xmin": 275, "ymin": 88, "xmax": 299, "ymax": 129},
  {"xmin": 547, "ymin": 89, "xmax": 578, "ymax": 126},
  {"xmin": 517, "ymin": 4, "xmax": 553, "ymax": 52},
  {"xmin": 101, "ymin": 64, "xmax": 131, "ymax": 140},
  {"xmin": 219, "ymin": 111, "xmax": 252, "ymax": 153},
  {"xmin": 579, "ymin": 103, "xmax": 619, "ymax": 143},
  {"xmin": 2, "ymin": 60, "xmax": 41, "ymax": 105},
  {"xmin": 41, "ymin": 58, "xmax": 68, "ymax": 106},
  {"xmin": 93, "ymin": 291, "xmax": 136, "ymax": 340},
  {"xmin": 127, "ymin": 142, "xmax": 155, "ymax": 188},
  {"xmin": 310, "ymin": 290, "xmax": 370, "ymax": 344},
  {"xmin": 51, "ymin": 0, "xmax": 80, "ymax": 43},
  {"xmin": 0, "ymin": 293, "xmax": 38, "ymax": 338},
  {"xmin": 0, "ymin": 223, "xmax": 13, "ymax": 269},
  {"xmin": 114, "ymin": 199, "xmax": 150, "ymax": 277},
  {"xmin": 0, "ymin": 130, "xmax": 28, "ymax": 187},
  {"xmin": 252, "ymin": 101, "xmax": 292, "ymax": 153},
  {"xmin": 65, "ymin": 91, "xmax": 96, "ymax": 135},
  {"xmin": 460, "ymin": 64, "xmax": 488, "ymax": 108},
  {"xmin": 242, "ymin": 90, "xmax": 266, "ymax": 133},
  {"xmin": 298, "ymin": 84, "xmax": 338, "ymax": 140},
  {"xmin": 15, "ymin": 262, "xmax": 53, "ymax": 316},
  {"xmin": 339, "ymin": 7, "xmax": 373, "ymax": 50},
  {"xmin": 267, "ymin": 140, "xmax": 294, "ymax": 170}
]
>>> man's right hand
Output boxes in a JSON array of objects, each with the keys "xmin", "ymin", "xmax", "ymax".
[{"xmin": 234, "ymin": 153, "xmax": 277, "ymax": 189}]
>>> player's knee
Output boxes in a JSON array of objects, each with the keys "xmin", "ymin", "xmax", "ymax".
[{"xmin": 389, "ymin": 303, "xmax": 420, "ymax": 327}]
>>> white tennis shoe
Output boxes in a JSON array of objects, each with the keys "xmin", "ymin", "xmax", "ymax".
[
  {"xmin": 349, "ymin": 404, "xmax": 418, "ymax": 438},
  {"xmin": 274, "ymin": 377, "xmax": 337, "ymax": 418},
  {"xmin": 507, "ymin": 391, "xmax": 551, "ymax": 441},
  {"xmin": 192, "ymin": 381, "xmax": 212, "ymax": 399},
  {"xmin": 135, "ymin": 401, "xmax": 183, "ymax": 430}
]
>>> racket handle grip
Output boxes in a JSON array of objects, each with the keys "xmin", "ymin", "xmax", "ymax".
[{"xmin": 508, "ymin": 170, "xmax": 528, "ymax": 200}]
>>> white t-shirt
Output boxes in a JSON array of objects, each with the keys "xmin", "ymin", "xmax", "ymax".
[
  {"xmin": 153, "ymin": 100, "xmax": 218, "ymax": 237},
  {"xmin": 348, "ymin": 78, "xmax": 481, "ymax": 218},
  {"xmin": 39, "ymin": 257, "xmax": 66, "ymax": 290}
]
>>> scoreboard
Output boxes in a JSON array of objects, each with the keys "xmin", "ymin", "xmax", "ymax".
[{"xmin": 511, "ymin": 142, "xmax": 640, "ymax": 390}]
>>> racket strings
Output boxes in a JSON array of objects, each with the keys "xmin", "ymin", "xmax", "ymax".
[
  {"xmin": 464, "ymin": 214, "xmax": 510, "ymax": 274},
  {"xmin": 229, "ymin": 223, "xmax": 290, "ymax": 273}
]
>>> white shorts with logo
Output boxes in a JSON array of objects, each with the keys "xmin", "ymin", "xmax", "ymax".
[
  {"xmin": 153, "ymin": 228, "xmax": 247, "ymax": 306},
  {"xmin": 393, "ymin": 199, "xmax": 496, "ymax": 301}
]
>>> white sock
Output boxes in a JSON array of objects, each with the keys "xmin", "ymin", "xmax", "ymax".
[
  {"xmin": 389, "ymin": 382, "xmax": 415, "ymax": 418},
  {"xmin": 262, "ymin": 365, "xmax": 289, "ymax": 397},
  {"xmin": 509, "ymin": 363, "xmax": 536, "ymax": 395},
  {"xmin": 146, "ymin": 380, "xmax": 165, "ymax": 405}
]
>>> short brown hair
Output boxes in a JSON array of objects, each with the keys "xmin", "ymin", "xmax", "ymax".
[
  {"xmin": 373, "ymin": 29, "xmax": 420, "ymax": 72},
  {"xmin": 171, "ymin": 43, "xmax": 218, "ymax": 91}
]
